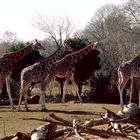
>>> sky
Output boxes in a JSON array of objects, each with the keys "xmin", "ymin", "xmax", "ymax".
[{"xmin": 0, "ymin": 0, "xmax": 127, "ymax": 41}]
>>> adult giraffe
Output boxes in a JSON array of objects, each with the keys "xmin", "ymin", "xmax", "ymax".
[
  {"xmin": 45, "ymin": 42, "xmax": 100, "ymax": 103},
  {"xmin": 118, "ymin": 55, "xmax": 140, "ymax": 110},
  {"xmin": 18, "ymin": 43, "xmax": 72, "ymax": 111},
  {"xmin": 0, "ymin": 39, "xmax": 45, "ymax": 109}
]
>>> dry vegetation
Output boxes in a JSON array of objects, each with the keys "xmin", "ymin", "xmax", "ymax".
[{"xmin": 0, "ymin": 103, "xmax": 139, "ymax": 140}]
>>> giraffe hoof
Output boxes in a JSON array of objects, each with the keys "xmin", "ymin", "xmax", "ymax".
[
  {"xmin": 12, "ymin": 106, "xmax": 16, "ymax": 109},
  {"xmin": 61, "ymin": 100, "xmax": 65, "ymax": 103},
  {"xmin": 121, "ymin": 108, "xmax": 124, "ymax": 112},
  {"xmin": 16, "ymin": 107, "xmax": 21, "ymax": 111},
  {"xmin": 41, "ymin": 108, "xmax": 48, "ymax": 112},
  {"xmin": 80, "ymin": 100, "xmax": 83, "ymax": 103},
  {"xmin": 26, "ymin": 109, "xmax": 31, "ymax": 112}
]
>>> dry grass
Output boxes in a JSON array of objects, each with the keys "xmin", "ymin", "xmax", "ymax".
[
  {"xmin": 31, "ymin": 83, "xmax": 91, "ymax": 97},
  {"xmin": 0, "ymin": 103, "xmax": 124, "ymax": 139}
]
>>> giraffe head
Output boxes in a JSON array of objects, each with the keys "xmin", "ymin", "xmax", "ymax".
[
  {"xmin": 32, "ymin": 39, "xmax": 46, "ymax": 50},
  {"xmin": 63, "ymin": 40, "xmax": 74, "ymax": 52},
  {"xmin": 93, "ymin": 41, "xmax": 101, "ymax": 48},
  {"xmin": 93, "ymin": 41, "xmax": 103, "ymax": 53},
  {"xmin": 64, "ymin": 44, "xmax": 73, "ymax": 52}
]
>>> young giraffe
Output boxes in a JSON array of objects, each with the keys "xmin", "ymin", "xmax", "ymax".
[
  {"xmin": 118, "ymin": 55, "xmax": 140, "ymax": 110},
  {"xmin": 45, "ymin": 42, "xmax": 100, "ymax": 103},
  {"xmin": 18, "ymin": 44, "xmax": 71, "ymax": 111},
  {"xmin": 0, "ymin": 39, "xmax": 45, "ymax": 109}
]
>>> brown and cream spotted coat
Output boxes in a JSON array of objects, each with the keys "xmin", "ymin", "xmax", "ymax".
[
  {"xmin": 18, "ymin": 44, "xmax": 71, "ymax": 111},
  {"xmin": 118, "ymin": 55, "xmax": 140, "ymax": 110},
  {"xmin": 0, "ymin": 39, "xmax": 45, "ymax": 109},
  {"xmin": 45, "ymin": 42, "xmax": 100, "ymax": 103}
]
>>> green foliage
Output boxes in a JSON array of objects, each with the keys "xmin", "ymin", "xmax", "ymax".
[
  {"xmin": 65, "ymin": 38, "xmax": 90, "ymax": 51},
  {"xmin": 6, "ymin": 42, "xmax": 25, "ymax": 53}
]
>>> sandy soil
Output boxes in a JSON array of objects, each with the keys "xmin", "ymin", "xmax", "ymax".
[{"xmin": 0, "ymin": 103, "xmax": 139, "ymax": 139}]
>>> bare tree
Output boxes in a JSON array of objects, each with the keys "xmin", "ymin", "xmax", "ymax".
[
  {"xmin": 83, "ymin": 4, "xmax": 131, "ymax": 75},
  {"xmin": 2, "ymin": 31, "xmax": 17, "ymax": 43},
  {"xmin": 123, "ymin": 0, "xmax": 140, "ymax": 35},
  {"xmin": 78, "ymin": 3, "xmax": 140, "ymax": 92},
  {"xmin": 32, "ymin": 14, "xmax": 76, "ymax": 46},
  {"xmin": 0, "ymin": 31, "xmax": 18, "ymax": 54},
  {"xmin": 124, "ymin": 0, "xmax": 140, "ymax": 25}
]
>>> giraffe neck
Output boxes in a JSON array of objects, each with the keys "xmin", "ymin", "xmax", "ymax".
[
  {"xmin": 41, "ymin": 46, "xmax": 65, "ymax": 66},
  {"xmin": 65, "ymin": 44, "xmax": 93, "ymax": 63},
  {"xmin": 5, "ymin": 43, "xmax": 34, "ymax": 64}
]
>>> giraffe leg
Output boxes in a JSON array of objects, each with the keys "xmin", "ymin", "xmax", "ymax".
[
  {"xmin": 62, "ymin": 77, "xmax": 69, "ymax": 103},
  {"xmin": 40, "ymin": 75, "xmax": 55, "ymax": 110},
  {"xmin": 23, "ymin": 93, "xmax": 29, "ymax": 111},
  {"xmin": 70, "ymin": 73, "xmax": 83, "ymax": 103},
  {"xmin": 129, "ymin": 77, "xmax": 133, "ymax": 103},
  {"xmin": 18, "ymin": 84, "xmax": 30, "ymax": 111},
  {"xmin": 48, "ymin": 81, "xmax": 54, "ymax": 96},
  {"xmin": 118, "ymin": 77, "xmax": 129, "ymax": 111},
  {"xmin": 18, "ymin": 89, "xmax": 29, "ymax": 111},
  {"xmin": 17, "ymin": 92, "xmax": 23, "ymax": 111},
  {"xmin": 40, "ymin": 81, "xmax": 47, "ymax": 111},
  {"xmin": 0, "ymin": 80, "xmax": 4, "ymax": 95},
  {"xmin": 5, "ymin": 75, "xmax": 15, "ymax": 109},
  {"xmin": 118, "ymin": 85, "xmax": 124, "ymax": 111}
]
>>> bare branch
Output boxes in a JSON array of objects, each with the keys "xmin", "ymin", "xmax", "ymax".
[{"xmin": 32, "ymin": 14, "xmax": 76, "ymax": 47}]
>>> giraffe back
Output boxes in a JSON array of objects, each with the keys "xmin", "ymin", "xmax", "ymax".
[
  {"xmin": 1, "ymin": 43, "xmax": 34, "ymax": 64},
  {"xmin": 119, "ymin": 55, "xmax": 140, "ymax": 77},
  {"xmin": 63, "ymin": 44, "xmax": 93, "ymax": 63},
  {"xmin": 39, "ymin": 45, "xmax": 66, "ymax": 67},
  {"xmin": 20, "ymin": 45, "xmax": 69, "ymax": 84}
]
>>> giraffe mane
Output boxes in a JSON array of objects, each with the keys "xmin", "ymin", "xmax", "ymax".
[
  {"xmin": 64, "ymin": 44, "xmax": 93, "ymax": 59},
  {"xmin": 3, "ymin": 43, "xmax": 33, "ymax": 57},
  {"xmin": 39, "ymin": 45, "xmax": 64, "ymax": 62}
]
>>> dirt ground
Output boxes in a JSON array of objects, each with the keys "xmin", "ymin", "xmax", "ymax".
[{"xmin": 0, "ymin": 103, "xmax": 139, "ymax": 139}]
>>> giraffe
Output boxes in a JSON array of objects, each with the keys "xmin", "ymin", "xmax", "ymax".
[
  {"xmin": 118, "ymin": 55, "xmax": 140, "ymax": 110},
  {"xmin": 18, "ymin": 44, "xmax": 72, "ymax": 111},
  {"xmin": 45, "ymin": 42, "xmax": 100, "ymax": 103},
  {"xmin": 0, "ymin": 39, "xmax": 45, "ymax": 109}
]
